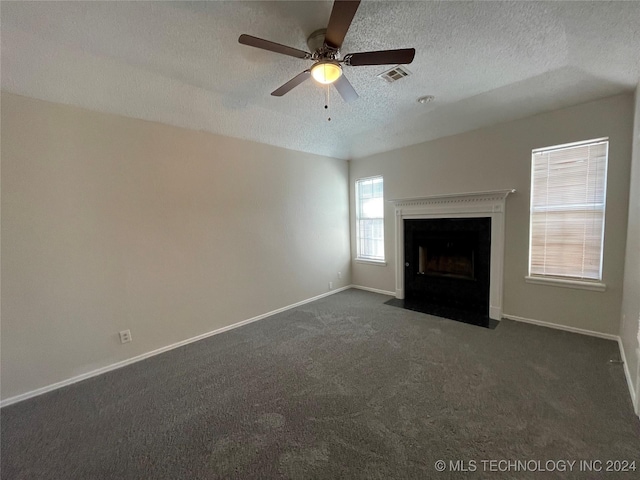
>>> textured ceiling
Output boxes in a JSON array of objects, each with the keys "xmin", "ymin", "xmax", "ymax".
[{"xmin": 2, "ymin": 1, "xmax": 639, "ymax": 159}]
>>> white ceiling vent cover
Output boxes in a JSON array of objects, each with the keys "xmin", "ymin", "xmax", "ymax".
[{"xmin": 377, "ymin": 65, "xmax": 412, "ymax": 83}]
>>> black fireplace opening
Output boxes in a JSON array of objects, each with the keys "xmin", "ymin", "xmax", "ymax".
[
  {"xmin": 387, "ymin": 217, "xmax": 495, "ymax": 328},
  {"xmin": 417, "ymin": 237, "xmax": 475, "ymax": 280}
]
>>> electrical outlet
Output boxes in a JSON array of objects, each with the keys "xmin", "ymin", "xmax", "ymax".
[
  {"xmin": 337, "ymin": 272, "xmax": 342, "ymax": 279},
  {"xmin": 329, "ymin": 281, "xmax": 333, "ymax": 290},
  {"xmin": 119, "ymin": 329, "xmax": 132, "ymax": 344}
]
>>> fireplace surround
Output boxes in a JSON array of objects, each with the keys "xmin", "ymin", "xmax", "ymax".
[
  {"xmin": 404, "ymin": 217, "xmax": 491, "ymax": 315},
  {"xmin": 391, "ymin": 190, "xmax": 515, "ymax": 321}
]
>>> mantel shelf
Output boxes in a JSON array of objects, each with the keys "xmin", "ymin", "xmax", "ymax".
[{"xmin": 390, "ymin": 189, "xmax": 516, "ymax": 204}]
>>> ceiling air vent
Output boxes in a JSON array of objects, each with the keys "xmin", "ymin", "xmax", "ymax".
[{"xmin": 377, "ymin": 65, "xmax": 412, "ymax": 83}]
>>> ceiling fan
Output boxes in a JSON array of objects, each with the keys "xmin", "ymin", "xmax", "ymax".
[{"xmin": 238, "ymin": 0, "xmax": 415, "ymax": 103}]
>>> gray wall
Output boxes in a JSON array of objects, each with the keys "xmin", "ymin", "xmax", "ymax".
[
  {"xmin": 350, "ymin": 94, "xmax": 634, "ymax": 335},
  {"xmin": 1, "ymin": 92, "xmax": 351, "ymax": 401},
  {"xmin": 620, "ymin": 83, "xmax": 640, "ymax": 408}
]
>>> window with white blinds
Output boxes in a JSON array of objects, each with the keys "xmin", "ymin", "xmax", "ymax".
[
  {"xmin": 356, "ymin": 176, "xmax": 385, "ymax": 261},
  {"xmin": 528, "ymin": 138, "xmax": 608, "ymax": 282}
]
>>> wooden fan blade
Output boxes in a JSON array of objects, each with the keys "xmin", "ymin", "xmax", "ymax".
[
  {"xmin": 325, "ymin": 1, "xmax": 361, "ymax": 49},
  {"xmin": 346, "ymin": 48, "xmax": 415, "ymax": 66},
  {"xmin": 239, "ymin": 34, "xmax": 310, "ymax": 59},
  {"xmin": 333, "ymin": 74, "xmax": 358, "ymax": 103},
  {"xmin": 271, "ymin": 70, "xmax": 311, "ymax": 97}
]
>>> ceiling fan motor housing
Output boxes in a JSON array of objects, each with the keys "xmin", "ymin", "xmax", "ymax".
[
  {"xmin": 307, "ymin": 29, "xmax": 340, "ymax": 60},
  {"xmin": 307, "ymin": 29, "xmax": 328, "ymax": 54}
]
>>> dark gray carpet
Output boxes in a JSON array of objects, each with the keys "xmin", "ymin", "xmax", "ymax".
[{"xmin": 2, "ymin": 289, "xmax": 639, "ymax": 479}]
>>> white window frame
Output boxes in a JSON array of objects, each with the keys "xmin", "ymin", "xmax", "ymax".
[
  {"xmin": 355, "ymin": 175, "xmax": 386, "ymax": 265},
  {"xmin": 526, "ymin": 138, "xmax": 608, "ymax": 291}
]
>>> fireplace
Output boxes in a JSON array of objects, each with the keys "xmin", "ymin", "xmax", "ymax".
[
  {"xmin": 418, "ymin": 240, "xmax": 475, "ymax": 279},
  {"xmin": 390, "ymin": 190, "xmax": 515, "ymax": 323},
  {"xmin": 404, "ymin": 218, "xmax": 491, "ymax": 315}
]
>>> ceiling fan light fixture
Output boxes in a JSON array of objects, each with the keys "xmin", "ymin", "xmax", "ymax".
[{"xmin": 311, "ymin": 61, "xmax": 342, "ymax": 85}]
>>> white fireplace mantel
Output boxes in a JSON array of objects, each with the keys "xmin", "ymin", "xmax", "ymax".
[{"xmin": 390, "ymin": 189, "xmax": 515, "ymax": 320}]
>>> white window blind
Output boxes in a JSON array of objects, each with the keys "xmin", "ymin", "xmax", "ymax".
[
  {"xmin": 356, "ymin": 176, "xmax": 384, "ymax": 261},
  {"xmin": 529, "ymin": 139, "xmax": 608, "ymax": 281}
]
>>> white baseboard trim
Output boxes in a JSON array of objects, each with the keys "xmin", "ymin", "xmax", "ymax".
[
  {"xmin": 0, "ymin": 286, "xmax": 351, "ymax": 408},
  {"xmin": 618, "ymin": 339, "xmax": 638, "ymax": 415},
  {"xmin": 350, "ymin": 285, "xmax": 396, "ymax": 297},
  {"xmin": 501, "ymin": 313, "xmax": 619, "ymax": 341},
  {"xmin": 636, "ymin": 348, "xmax": 640, "ymax": 416}
]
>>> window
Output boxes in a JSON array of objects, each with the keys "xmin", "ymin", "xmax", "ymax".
[
  {"xmin": 356, "ymin": 176, "xmax": 385, "ymax": 262},
  {"xmin": 528, "ymin": 138, "xmax": 608, "ymax": 289}
]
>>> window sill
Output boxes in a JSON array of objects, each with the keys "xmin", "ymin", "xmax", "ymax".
[
  {"xmin": 355, "ymin": 258, "xmax": 387, "ymax": 266},
  {"xmin": 525, "ymin": 275, "xmax": 606, "ymax": 292}
]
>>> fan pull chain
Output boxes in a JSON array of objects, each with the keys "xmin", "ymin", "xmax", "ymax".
[{"xmin": 325, "ymin": 85, "xmax": 331, "ymax": 122}]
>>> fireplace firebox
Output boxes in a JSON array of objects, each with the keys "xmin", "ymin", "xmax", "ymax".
[
  {"xmin": 418, "ymin": 239, "xmax": 475, "ymax": 279},
  {"xmin": 404, "ymin": 217, "xmax": 491, "ymax": 316}
]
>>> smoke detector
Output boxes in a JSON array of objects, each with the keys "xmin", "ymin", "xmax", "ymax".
[{"xmin": 417, "ymin": 95, "xmax": 435, "ymax": 104}]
